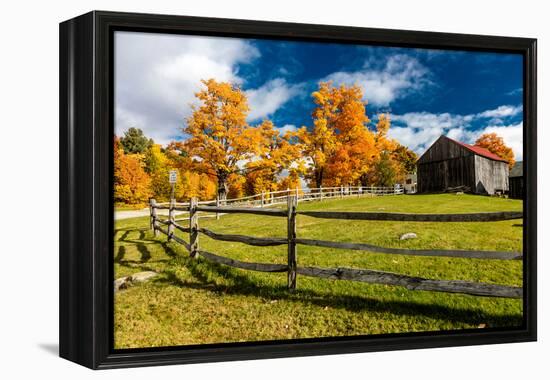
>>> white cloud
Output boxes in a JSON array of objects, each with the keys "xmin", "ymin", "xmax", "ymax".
[
  {"xmin": 480, "ymin": 123, "xmax": 523, "ymax": 160},
  {"xmin": 325, "ymin": 54, "xmax": 431, "ymax": 106},
  {"xmin": 507, "ymin": 87, "xmax": 523, "ymax": 96},
  {"xmin": 277, "ymin": 124, "xmax": 297, "ymax": 135},
  {"xmin": 388, "ymin": 107, "xmax": 523, "ymax": 160},
  {"xmin": 477, "ymin": 105, "xmax": 523, "ymax": 119},
  {"xmin": 389, "ymin": 112, "xmax": 472, "ymax": 153},
  {"xmin": 115, "ymin": 32, "xmax": 260, "ymax": 145},
  {"xmin": 116, "ymin": 107, "xmax": 147, "ymax": 132},
  {"xmin": 246, "ymin": 79, "xmax": 302, "ymax": 121}
]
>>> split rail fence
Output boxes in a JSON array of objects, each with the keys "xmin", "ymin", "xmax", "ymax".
[{"xmin": 149, "ymin": 194, "xmax": 523, "ymax": 299}]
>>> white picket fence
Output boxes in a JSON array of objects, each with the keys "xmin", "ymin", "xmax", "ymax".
[{"xmin": 156, "ymin": 185, "xmax": 403, "ymax": 211}]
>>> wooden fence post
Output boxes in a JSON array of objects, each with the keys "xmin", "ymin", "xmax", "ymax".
[
  {"xmin": 340, "ymin": 185, "xmax": 344, "ymax": 199},
  {"xmin": 189, "ymin": 197, "xmax": 199, "ymax": 258},
  {"xmin": 167, "ymin": 197, "xmax": 175, "ymax": 242},
  {"xmin": 150, "ymin": 199, "xmax": 159, "ymax": 237},
  {"xmin": 149, "ymin": 198, "xmax": 154, "ymax": 231},
  {"xmin": 216, "ymin": 194, "xmax": 220, "ymax": 220},
  {"xmin": 319, "ymin": 185, "xmax": 323, "ymax": 201},
  {"xmin": 261, "ymin": 192, "xmax": 265, "ymax": 208},
  {"xmin": 287, "ymin": 194, "xmax": 297, "ymax": 290}
]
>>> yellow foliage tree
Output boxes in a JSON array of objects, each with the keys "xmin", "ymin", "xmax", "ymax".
[
  {"xmin": 278, "ymin": 170, "xmax": 302, "ymax": 194},
  {"xmin": 198, "ymin": 173, "xmax": 217, "ymax": 200},
  {"xmin": 227, "ymin": 173, "xmax": 246, "ymax": 199},
  {"xmin": 185, "ymin": 79, "xmax": 269, "ymax": 200},
  {"xmin": 245, "ymin": 120, "xmax": 302, "ymax": 194},
  {"xmin": 179, "ymin": 170, "xmax": 200, "ymax": 200},
  {"xmin": 144, "ymin": 144, "xmax": 172, "ymax": 201}
]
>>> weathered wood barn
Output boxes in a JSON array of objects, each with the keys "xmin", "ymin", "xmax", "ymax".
[
  {"xmin": 417, "ymin": 135, "xmax": 509, "ymax": 194},
  {"xmin": 509, "ymin": 161, "xmax": 523, "ymax": 199}
]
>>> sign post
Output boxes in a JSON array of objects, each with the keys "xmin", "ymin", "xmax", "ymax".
[
  {"xmin": 168, "ymin": 170, "xmax": 177, "ymax": 242},
  {"xmin": 169, "ymin": 170, "xmax": 177, "ymax": 200}
]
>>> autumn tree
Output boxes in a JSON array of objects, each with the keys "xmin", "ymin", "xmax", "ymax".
[
  {"xmin": 373, "ymin": 114, "xmax": 396, "ymax": 153},
  {"xmin": 369, "ymin": 151, "xmax": 398, "ymax": 187},
  {"xmin": 245, "ymin": 120, "xmax": 302, "ymax": 194},
  {"xmin": 363, "ymin": 114, "xmax": 417, "ymax": 186},
  {"xmin": 144, "ymin": 144, "xmax": 173, "ymax": 201},
  {"xmin": 185, "ymin": 79, "xmax": 269, "ymax": 200},
  {"xmin": 114, "ymin": 138, "xmax": 152, "ymax": 204},
  {"xmin": 177, "ymin": 171, "xmax": 217, "ymax": 201},
  {"xmin": 120, "ymin": 127, "xmax": 153, "ymax": 154},
  {"xmin": 393, "ymin": 144, "xmax": 418, "ymax": 174},
  {"xmin": 143, "ymin": 141, "xmax": 217, "ymax": 201},
  {"xmin": 295, "ymin": 82, "xmax": 376, "ymax": 187},
  {"xmin": 278, "ymin": 170, "xmax": 303, "ymax": 193},
  {"xmin": 324, "ymin": 84, "xmax": 378, "ymax": 186},
  {"xmin": 324, "ymin": 128, "xmax": 377, "ymax": 186},
  {"xmin": 227, "ymin": 173, "xmax": 246, "ymax": 199},
  {"xmin": 179, "ymin": 170, "xmax": 200, "ymax": 200},
  {"xmin": 474, "ymin": 132, "xmax": 515, "ymax": 169}
]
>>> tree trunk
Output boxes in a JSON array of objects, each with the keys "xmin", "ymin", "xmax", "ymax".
[
  {"xmin": 315, "ymin": 168, "xmax": 324, "ymax": 188},
  {"xmin": 217, "ymin": 172, "xmax": 229, "ymax": 202}
]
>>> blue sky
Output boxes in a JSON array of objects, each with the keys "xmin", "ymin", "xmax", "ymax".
[{"xmin": 115, "ymin": 31, "xmax": 523, "ymax": 159}]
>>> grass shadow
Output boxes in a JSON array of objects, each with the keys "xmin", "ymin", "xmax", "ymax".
[
  {"xmin": 115, "ymin": 227, "xmax": 189, "ymax": 278},
  {"xmin": 115, "ymin": 245, "xmax": 126, "ymax": 263},
  {"xmin": 160, "ymin": 242, "xmax": 179, "ymax": 258},
  {"xmin": 116, "ymin": 227, "xmax": 167, "ymax": 264},
  {"xmin": 162, "ymin": 256, "xmax": 522, "ymax": 328}
]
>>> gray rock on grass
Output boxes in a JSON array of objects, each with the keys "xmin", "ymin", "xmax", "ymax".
[
  {"xmin": 114, "ymin": 271, "xmax": 158, "ymax": 292},
  {"xmin": 131, "ymin": 271, "xmax": 158, "ymax": 283},
  {"xmin": 399, "ymin": 232, "xmax": 417, "ymax": 240}
]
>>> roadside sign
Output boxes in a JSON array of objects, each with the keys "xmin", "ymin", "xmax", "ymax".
[{"xmin": 169, "ymin": 170, "xmax": 177, "ymax": 184}]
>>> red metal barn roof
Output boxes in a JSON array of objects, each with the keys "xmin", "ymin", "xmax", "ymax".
[{"xmin": 447, "ymin": 136, "xmax": 509, "ymax": 163}]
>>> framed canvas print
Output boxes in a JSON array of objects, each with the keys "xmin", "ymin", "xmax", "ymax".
[{"xmin": 59, "ymin": 11, "xmax": 537, "ymax": 369}]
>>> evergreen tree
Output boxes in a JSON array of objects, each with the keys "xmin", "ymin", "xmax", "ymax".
[{"xmin": 120, "ymin": 127, "xmax": 153, "ymax": 154}]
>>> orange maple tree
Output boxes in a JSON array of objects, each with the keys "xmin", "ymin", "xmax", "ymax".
[
  {"xmin": 474, "ymin": 132, "xmax": 515, "ymax": 169},
  {"xmin": 296, "ymin": 82, "xmax": 378, "ymax": 187},
  {"xmin": 114, "ymin": 138, "xmax": 152, "ymax": 204}
]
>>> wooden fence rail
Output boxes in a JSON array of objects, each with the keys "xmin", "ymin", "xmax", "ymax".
[
  {"xmin": 199, "ymin": 227, "xmax": 287, "ymax": 246},
  {"xmin": 149, "ymin": 195, "xmax": 523, "ymax": 299},
  {"xmin": 295, "ymin": 238, "xmax": 522, "ymax": 260},
  {"xmin": 297, "ymin": 210, "xmax": 523, "ymax": 222}
]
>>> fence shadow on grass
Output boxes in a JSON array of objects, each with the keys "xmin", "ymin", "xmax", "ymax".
[
  {"xmin": 156, "ymin": 255, "xmax": 522, "ymax": 328},
  {"xmin": 115, "ymin": 245, "xmax": 126, "ymax": 263},
  {"xmin": 114, "ymin": 228, "xmax": 176, "ymax": 272},
  {"xmin": 136, "ymin": 244, "xmax": 151, "ymax": 262},
  {"xmin": 115, "ymin": 226, "xmax": 522, "ymax": 328},
  {"xmin": 193, "ymin": 259, "xmax": 522, "ymax": 326}
]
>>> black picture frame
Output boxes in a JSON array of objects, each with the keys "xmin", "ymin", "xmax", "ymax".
[{"xmin": 59, "ymin": 10, "xmax": 537, "ymax": 369}]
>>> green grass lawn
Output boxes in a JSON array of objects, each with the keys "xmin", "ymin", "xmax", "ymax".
[{"xmin": 114, "ymin": 194, "xmax": 523, "ymax": 349}]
